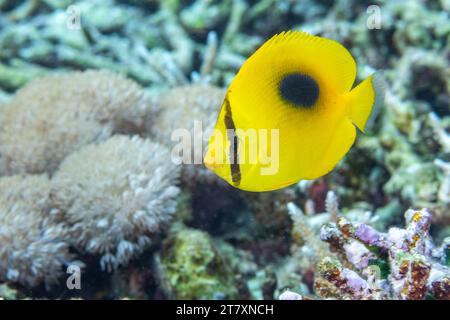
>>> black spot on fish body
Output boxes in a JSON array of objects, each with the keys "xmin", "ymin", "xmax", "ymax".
[
  {"xmin": 279, "ymin": 73, "xmax": 319, "ymax": 107},
  {"xmin": 223, "ymin": 97, "xmax": 241, "ymax": 186}
]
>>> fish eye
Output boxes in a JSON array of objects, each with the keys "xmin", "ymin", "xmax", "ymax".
[{"xmin": 279, "ymin": 73, "xmax": 319, "ymax": 108}]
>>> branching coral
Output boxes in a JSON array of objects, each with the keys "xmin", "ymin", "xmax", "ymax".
[
  {"xmin": 50, "ymin": 135, "xmax": 180, "ymax": 271},
  {"xmin": 274, "ymin": 194, "xmax": 341, "ymax": 296},
  {"xmin": 0, "ymin": 175, "xmax": 76, "ymax": 289},
  {"xmin": 0, "ymin": 70, "xmax": 152, "ymax": 175},
  {"xmin": 287, "ymin": 202, "xmax": 331, "ymax": 265},
  {"xmin": 317, "ymin": 208, "xmax": 450, "ymax": 300},
  {"xmin": 0, "ymin": 0, "xmax": 448, "ymax": 301},
  {"xmin": 294, "ymin": 1, "xmax": 450, "ymax": 235},
  {"xmin": 281, "ymin": 192, "xmax": 449, "ymax": 300}
]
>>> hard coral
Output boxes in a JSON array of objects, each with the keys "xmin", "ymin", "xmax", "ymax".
[
  {"xmin": 0, "ymin": 175, "xmax": 75, "ymax": 288},
  {"xmin": 318, "ymin": 208, "xmax": 450, "ymax": 300},
  {"xmin": 50, "ymin": 135, "xmax": 180, "ymax": 271},
  {"xmin": 0, "ymin": 70, "xmax": 151, "ymax": 175}
]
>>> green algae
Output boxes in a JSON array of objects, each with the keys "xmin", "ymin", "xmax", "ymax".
[{"xmin": 158, "ymin": 228, "xmax": 238, "ymax": 299}]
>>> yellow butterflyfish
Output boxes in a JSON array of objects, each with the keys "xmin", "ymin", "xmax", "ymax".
[{"xmin": 204, "ymin": 31, "xmax": 384, "ymax": 192}]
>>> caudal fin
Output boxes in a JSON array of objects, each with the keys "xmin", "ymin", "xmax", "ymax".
[{"xmin": 348, "ymin": 72, "xmax": 385, "ymax": 132}]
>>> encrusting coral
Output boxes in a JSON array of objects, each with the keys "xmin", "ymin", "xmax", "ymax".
[
  {"xmin": 50, "ymin": 135, "xmax": 180, "ymax": 272},
  {"xmin": 0, "ymin": 175, "xmax": 76, "ymax": 289},
  {"xmin": 0, "ymin": 70, "xmax": 152, "ymax": 176}
]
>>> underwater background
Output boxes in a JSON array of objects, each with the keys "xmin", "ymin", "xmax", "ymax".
[{"xmin": 0, "ymin": 0, "xmax": 449, "ymax": 300}]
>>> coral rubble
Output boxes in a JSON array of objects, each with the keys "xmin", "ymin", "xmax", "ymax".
[
  {"xmin": 317, "ymin": 208, "xmax": 450, "ymax": 300},
  {"xmin": 0, "ymin": 0, "xmax": 449, "ymax": 301}
]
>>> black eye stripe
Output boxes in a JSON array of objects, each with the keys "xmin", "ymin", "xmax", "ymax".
[{"xmin": 279, "ymin": 73, "xmax": 319, "ymax": 108}]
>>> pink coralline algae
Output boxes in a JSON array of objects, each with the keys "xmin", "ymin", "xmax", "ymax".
[{"xmin": 317, "ymin": 209, "xmax": 449, "ymax": 300}]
